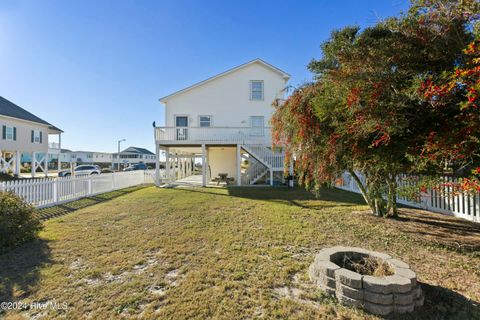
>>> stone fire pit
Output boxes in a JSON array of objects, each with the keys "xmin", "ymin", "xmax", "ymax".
[{"xmin": 309, "ymin": 246, "xmax": 423, "ymax": 316}]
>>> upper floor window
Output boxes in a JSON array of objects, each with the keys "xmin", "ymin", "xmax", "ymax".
[
  {"xmin": 250, "ymin": 80, "xmax": 264, "ymax": 100},
  {"xmin": 31, "ymin": 130, "xmax": 42, "ymax": 144},
  {"xmin": 2, "ymin": 125, "xmax": 16, "ymax": 141},
  {"xmin": 199, "ymin": 115, "xmax": 211, "ymax": 127}
]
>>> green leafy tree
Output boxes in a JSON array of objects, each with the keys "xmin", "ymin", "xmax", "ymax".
[{"xmin": 272, "ymin": 0, "xmax": 478, "ymax": 217}]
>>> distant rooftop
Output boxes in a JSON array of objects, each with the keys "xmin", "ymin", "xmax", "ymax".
[
  {"xmin": 118, "ymin": 146, "xmax": 155, "ymax": 155},
  {"xmin": 63, "ymin": 150, "xmax": 112, "ymax": 154},
  {"xmin": 0, "ymin": 96, "xmax": 63, "ymax": 132}
]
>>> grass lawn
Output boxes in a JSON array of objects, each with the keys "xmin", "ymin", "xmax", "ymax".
[{"xmin": 1, "ymin": 186, "xmax": 479, "ymax": 319}]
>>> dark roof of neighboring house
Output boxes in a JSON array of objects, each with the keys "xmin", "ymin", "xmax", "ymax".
[
  {"xmin": 0, "ymin": 96, "xmax": 63, "ymax": 132},
  {"xmin": 120, "ymin": 146, "xmax": 155, "ymax": 155},
  {"xmin": 70, "ymin": 150, "xmax": 111, "ymax": 154}
]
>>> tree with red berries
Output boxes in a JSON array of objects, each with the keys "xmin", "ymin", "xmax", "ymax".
[{"xmin": 272, "ymin": 0, "xmax": 480, "ymax": 217}]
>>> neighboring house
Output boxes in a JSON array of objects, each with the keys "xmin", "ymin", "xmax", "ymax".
[
  {"xmin": 153, "ymin": 59, "xmax": 292, "ymax": 186},
  {"xmin": 64, "ymin": 150, "xmax": 113, "ymax": 167},
  {"xmin": 0, "ymin": 96, "xmax": 63, "ymax": 177},
  {"xmin": 112, "ymin": 146, "xmax": 156, "ymax": 170},
  {"xmin": 21, "ymin": 149, "xmax": 71, "ymax": 169}
]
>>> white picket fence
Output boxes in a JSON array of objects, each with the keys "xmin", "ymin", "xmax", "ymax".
[
  {"xmin": 0, "ymin": 170, "xmax": 163, "ymax": 209},
  {"xmin": 336, "ymin": 172, "xmax": 480, "ymax": 223}
]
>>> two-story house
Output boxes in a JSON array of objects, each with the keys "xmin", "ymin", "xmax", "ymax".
[
  {"xmin": 112, "ymin": 146, "xmax": 157, "ymax": 170},
  {"xmin": 0, "ymin": 96, "xmax": 62, "ymax": 177},
  {"xmin": 153, "ymin": 59, "xmax": 291, "ymax": 186}
]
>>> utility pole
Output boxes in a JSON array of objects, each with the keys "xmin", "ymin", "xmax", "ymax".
[{"xmin": 117, "ymin": 139, "xmax": 126, "ymax": 171}]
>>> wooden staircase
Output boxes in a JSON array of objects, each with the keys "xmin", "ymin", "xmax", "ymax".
[{"xmin": 241, "ymin": 144, "xmax": 284, "ymax": 185}]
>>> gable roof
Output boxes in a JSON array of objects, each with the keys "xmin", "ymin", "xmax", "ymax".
[
  {"xmin": 120, "ymin": 146, "xmax": 155, "ymax": 155},
  {"xmin": 159, "ymin": 59, "xmax": 290, "ymax": 102},
  {"xmin": 0, "ymin": 96, "xmax": 63, "ymax": 132}
]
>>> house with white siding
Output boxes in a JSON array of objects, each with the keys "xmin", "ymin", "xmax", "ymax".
[
  {"xmin": 153, "ymin": 59, "xmax": 292, "ymax": 186},
  {"xmin": 64, "ymin": 150, "xmax": 113, "ymax": 167},
  {"xmin": 113, "ymin": 146, "xmax": 156, "ymax": 170},
  {"xmin": 0, "ymin": 96, "xmax": 63, "ymax": 177}
]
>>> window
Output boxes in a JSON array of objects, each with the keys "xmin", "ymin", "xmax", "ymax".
[
  {"xmin": 2, "ymin": 126, "xmax": 16, "ymax": 141},
  {"xmin": 199, "ymin": 116, "xmax": 211, "ymax": 127},
  {"xmin": 250, "ymin": 80, "xmax": 264, "ymax": 100},
  {"xmin": 31, "ymin": 130, "xmax": 42, "ymax": 144},
  {"xmin": 175, "ymin": 116, "xmax": 188, "ymax": 127},
  {"xmin": 250, "ymin": 116, "xmax": 265, "ymax": 136}
]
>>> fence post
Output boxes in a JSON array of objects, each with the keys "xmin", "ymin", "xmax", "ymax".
[
  {"xmin": 112, "ymin": 172, "xmax": 115, "ymax": 190},
  {"xmin": 53, "ymin": 178, "xmax": 58, "ymax": 203},
  {"xmin": 88, "ymin": 176, "xmax": 92, "ymax": 195},
  {"xmin": 0, "ymin": 181, "xmax": 5, "ymax": 193}
]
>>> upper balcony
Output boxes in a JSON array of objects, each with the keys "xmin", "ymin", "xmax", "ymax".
[
  {"xmin": 155, "ymin": 126, "xmax": 272, "ymax": 145},
  {"xmin": 47, "ymin": 142, "xmax": 61, "ymax": 154}
]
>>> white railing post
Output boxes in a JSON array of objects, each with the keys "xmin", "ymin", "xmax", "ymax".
[
  {"xmin": 236, "ymin": 144, "xmax": 241, "ymax": 186},
  {"xmin": 53, "ymin": 178, "xmax": 58, "ymax": 203},
  {"xmin": 155, "ymin": 145, "xmax": 160, "ymax": 186},
  {"xmin": 202, "ymin": 144, "xmax": 207, "ymax": 187},
  {"xmin": 88, "ymin": 176, "xmax": 92, "ymax": 195}
]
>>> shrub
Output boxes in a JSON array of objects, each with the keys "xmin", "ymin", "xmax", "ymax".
[
  {"xmin": 0, "ymin": 173, "xmax": 16, "ymax": 181},
  {"xmin": 0, "ymin": 191, "xmax": 42, "ymax": 253}
]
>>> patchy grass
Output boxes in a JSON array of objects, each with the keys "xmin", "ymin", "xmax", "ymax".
[{"xmin": 0, "ymin": 186, "xmax": 479, "ymax": 319}]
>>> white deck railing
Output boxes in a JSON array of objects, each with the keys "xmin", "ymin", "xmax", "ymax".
[
  {"xmin": 336, "ymin": 171, "xmax": 480, "ymax": 223},
  {"xmin": 0, "ymin": 170, "xmax": 163, "ymax": 209},
  {"xmin": 48, "ymin": 142, "xmax": 61, "ymax": 149},
  {"xmin": 243, "ymin": 144, "xmax": 284, "ymax": 169},
  {"xmin": 155, "ymin": 126, "xmax": 272, "ymax": 144}
]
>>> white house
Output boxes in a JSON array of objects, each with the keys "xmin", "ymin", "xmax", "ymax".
[
  {"xmin": 153, "ymin": 59, "xmax": 292, "ymax": 186},
  {"xmin": 63, "ymin": 150, "xmax": 113, "ymax": 167},
  {"xmin": 112, "ymin": 146, "xmax": 157, "ymax": 170},
  {"xmin": 0, "ymin": 96, "xmax": 63, "ymax": 177}
]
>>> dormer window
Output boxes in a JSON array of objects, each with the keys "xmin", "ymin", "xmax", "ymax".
[{"xmin": 250, "ymin": 80, "xmax": 264, "ymax": 100}]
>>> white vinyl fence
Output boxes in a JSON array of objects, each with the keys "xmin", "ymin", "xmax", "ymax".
[
  {"xmin": 0, "ymin": 170, "xmax": 163, "ymax": 209},
  {"xmin": 336, "ymin": 172, "xmax": 480, "ymax": 223}
]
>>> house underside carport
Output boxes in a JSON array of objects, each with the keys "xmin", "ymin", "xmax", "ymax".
[
  {"xmin": 154, "ymin": 142, "xmax": 292, "ymax": 187},
  {"xmin": 155, "ymin": 144, "xmax": 240, "ymax": 187}
]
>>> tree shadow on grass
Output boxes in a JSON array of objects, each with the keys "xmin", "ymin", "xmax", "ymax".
[
  {"xmin": 382, "ymin": 208, "xmax": 480, "ymax": 253},
  {"xmin": 393, "ymin": 282, "xmax": 480, "ymax": 320},
  {"xmin": 166, "ymin": 186, "xmax": 366, "ymax": 211},
  {"xmin": 227, "ymin": 186, "xmax": 365, "ymax": 204},
  {"xmin": 34, "ymin": 185, "xmax": 148, "ymax": 221},
  {"xmin": 0, "ymin": 239, "xmax": 52, "ymax": 307}
]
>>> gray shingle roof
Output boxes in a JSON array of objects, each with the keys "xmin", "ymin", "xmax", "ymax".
[
  {"xmin": 120, "ymin": 146, "xmax": 155, "ymax": 155},
  {"xmin": 0, "ymin": 96, "xmax": 63, "ymax": 132}
]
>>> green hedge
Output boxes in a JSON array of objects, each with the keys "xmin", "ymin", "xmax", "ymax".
[{"xmin": 0, "ymin": 191, "xmax": 42, "ymax": 253}]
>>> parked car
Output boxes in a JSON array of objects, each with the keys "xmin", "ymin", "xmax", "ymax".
[
  {"xmin": 58, "ymin": 165, "xmax": 101, "ymax": 177},
  {"xmin": 123, "ymin": 163, "xmax": 147, "ymax": 171}
]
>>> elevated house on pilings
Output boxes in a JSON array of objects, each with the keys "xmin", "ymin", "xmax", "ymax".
[
  {"xmin": 0, "ymin": 96, "xmax": 63, "ymax": 178},
  {"xmin": 153, "ymin": 59, "xmax": 293, "ymax": 187}
]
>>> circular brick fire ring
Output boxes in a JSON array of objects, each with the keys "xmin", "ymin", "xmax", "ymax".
[{"xmin": 309, "ymin": 246, "xmax": 424, "ymax": 316}]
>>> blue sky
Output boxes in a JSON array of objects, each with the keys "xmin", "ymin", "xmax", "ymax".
[{"xmin": 0, "ymin": 0, "xmax": 409, "ymax": 152}]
